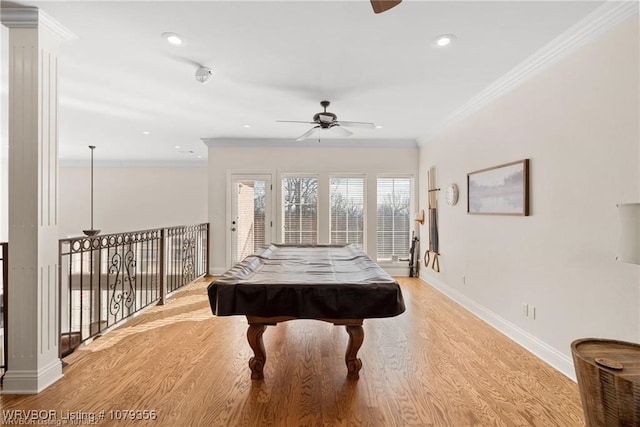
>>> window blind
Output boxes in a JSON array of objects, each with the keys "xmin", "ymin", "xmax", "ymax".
[
  {"xmin": 377, "ymin": 177, "xmax": 411, "ymax": 260},
  {"xmin": 282, "ymin": 177, "xmax": 318, "ymax": 244},
  {"xmin": 330, "ymin": 177, "xmax": 364, "ymax": 248}
]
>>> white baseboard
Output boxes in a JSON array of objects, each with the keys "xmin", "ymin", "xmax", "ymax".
[
  {"xmin": 209, "ymin": 267, "xmax": 228, "ymax": 276},
  {"xmin": 381, "ymin": 263, "xmax": 413, "ymax": 277},
  {"xmin": 1, "ymin": 359, "xmax": 63, "ymax": 394},
  {"xmin": 420, "ymin": 272, "xmax": 576, "ymax": 381}
]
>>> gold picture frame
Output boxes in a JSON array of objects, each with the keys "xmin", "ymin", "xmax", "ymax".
[{"xmin": 467, "ymin": 159, "xmax": 530, "ymax": 216}]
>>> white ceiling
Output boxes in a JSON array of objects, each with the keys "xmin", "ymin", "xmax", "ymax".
[{"xmin": 4, "ymin": 0, "xmax": 604, "ymax": 162}]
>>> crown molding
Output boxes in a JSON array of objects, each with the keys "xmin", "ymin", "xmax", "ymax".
[
  {"xmin": 419, "ymin": 0, "xmax": 639, "ymax": 146},
  {"xmin": 202, "ymin": 137, "xmax": 418, "ymax": 149},
  {"xmin": 0, "ymin": 7, "xmax": 38, "ymax": 28},
  {"xmin": 59, "ymin": 159, "xmax": 208, "ymax": 168},
  {"xmin": 1, "ymin": 8, "xmax": 77, "ymax": 40}
]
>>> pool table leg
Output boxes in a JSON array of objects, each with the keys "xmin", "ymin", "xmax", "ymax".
[
  {"xmin": 247, "ymin": 324, "xmax": 267, "ymax": 379},
  {"xmin": 345, "ymin": 325, "xmax": 364, "ymax": 380}
]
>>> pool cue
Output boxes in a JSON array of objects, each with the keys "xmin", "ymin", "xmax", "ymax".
[{"xmin": 427, "ymin": 167, "xmax": 440, "ymax": 272}]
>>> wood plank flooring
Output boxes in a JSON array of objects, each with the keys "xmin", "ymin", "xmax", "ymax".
[{"xmin": 1, "ymin": 277, "xmax": 585, "ymax": 426}]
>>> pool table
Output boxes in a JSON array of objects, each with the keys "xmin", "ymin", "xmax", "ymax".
[{"xmin": 207, "ymin": 244, "xmax": 405, "ymax": 379}]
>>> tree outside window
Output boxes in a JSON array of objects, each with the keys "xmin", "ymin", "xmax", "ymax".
[
  {"xmin": 282, "ymin": 177, "xmax": 318, "ymax": 244},
  {"xmin": 330, "ymin": 177, "xmax": 364, "ymax": 248}
]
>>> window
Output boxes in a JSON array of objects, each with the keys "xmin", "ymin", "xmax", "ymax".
[
  {"xmin": 236, "ymin": 180, "xmax": 266, "ymax": 260},
  {"xmin": 282, "ymin": 177, "xmax": 318, "ymax": 244},
  {"xmin": 377, "ymin": 177, "xmax": 411, "ymax": 261},
  {"xmin": 252, "ymin": 181, "xmax": 267, "ymax": 249},
  {"xmin": 330, "ymin": 177, "xmax": 364, "ymax": 248}
]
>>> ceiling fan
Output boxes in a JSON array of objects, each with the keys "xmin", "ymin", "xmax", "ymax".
[
  {"xmin": 277, "ymin": 101, "xmax": 376, "ymax": 142},
  {"xmin": 371, "ymin": 0, "xmax": 402, "ymax": 14}
]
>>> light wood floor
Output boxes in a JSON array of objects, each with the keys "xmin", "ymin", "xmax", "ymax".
[{"xmin": 1, "ymin": 277, "xmax": 585, "ymax": 426}]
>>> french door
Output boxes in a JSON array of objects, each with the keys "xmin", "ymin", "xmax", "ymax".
[{"xmin": 230, "ymin": 174, "xmax": 272, "ymax": 264}]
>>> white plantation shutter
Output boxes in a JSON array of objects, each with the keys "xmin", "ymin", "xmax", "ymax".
[
  {"xmin": 282, "ymin": 177, "xmax": 318, "ymax": 244},
  {"xmin": 330, "ymin": 177, "xmax": 364, "ymax": 248},
  {"xmin": 377, "ymin": 177, "xmax": 411, "ymax": 261}
]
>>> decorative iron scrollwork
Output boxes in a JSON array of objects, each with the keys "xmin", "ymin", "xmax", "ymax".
[
  {"xmin": 108, "ymin": 248, "xmax": 137, "ymax": 316},
  {"xmin": 59, "ymin": 223, "xmax": 209, "ymax": 355},
  {"xmin": 68, "ymin": 229, "xmax": 161, "ymax": 253},
  {"xmin": 182, "ymin": 229, "xmax": 196, "ymax": 285}
]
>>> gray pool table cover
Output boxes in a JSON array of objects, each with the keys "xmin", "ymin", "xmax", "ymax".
[{"xmin": 207, "ymin": 244, "xmax": 406, "ymax": 319}]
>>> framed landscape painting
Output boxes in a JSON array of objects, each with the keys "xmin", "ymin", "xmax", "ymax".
[{"xmin": 467, "ymin": 159, "xmax": 530, "ymax": 216}]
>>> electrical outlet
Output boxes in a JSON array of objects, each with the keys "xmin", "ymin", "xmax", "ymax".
[
  {"xmin": 522, "ymin": 303, "xmax": 528, "ymax": 317},
  {"xmin": 530, "ymin": 306, "xmax": 536, "ymax": 320},
  {"xmin": 462, "ymin": 275, "xmax": 466, "ymax": 285}
]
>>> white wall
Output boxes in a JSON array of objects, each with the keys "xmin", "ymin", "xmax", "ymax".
[
  {"xmin": 418, "ymin": 16, "xmax": 639, "ymax": 378},
  {"xmin": 207, "ymin": 141, "xmax": 419, "ymax": 274},
  {"xmin": 59, "ymin": 164, "xmax": 208, "ymax": 237}
]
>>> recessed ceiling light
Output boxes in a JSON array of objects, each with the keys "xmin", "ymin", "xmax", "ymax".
[
  {"xmin": 162, "ymin": 32, "xmax": 183, "ymax": 46},
  {"xmin": 197, "ymin": 156, "xmax": 202, "ymax": 159},
  {"xmin": 174, "ymin": 145, "xmax": 181, "ymax": 149},
  {"xmin": 242, "ymin": 124, "xmax": 251, "ymax": 128},
  {"xmin": 142, "ymin": 131, "xmax": 150, "ymax": 135},
  {"xmin": 434, "ymin": 34, "xmax": 457, "ymax": 48},
  {"xmin": 375, "ymin": 125, "xmax": 383, "ymax": 129}
]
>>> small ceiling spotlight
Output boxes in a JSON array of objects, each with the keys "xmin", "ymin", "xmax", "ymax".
[
  {"xmin": 161, "ymin": 32, "xmax": 183, "ymax": 46},
  {"xmin": 434, "ymin": 34, "xmax": 457, "ymax": 48},
  {"xmin": 195, "ymin": 66, "xmax": 213, "ymax": 83}
]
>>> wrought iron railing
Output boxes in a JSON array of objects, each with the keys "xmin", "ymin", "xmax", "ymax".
[
  {"xmin": 58, "ymin": 223, "xmax": 209, "ymax": 357},
  {"xmin": 1, "ymin": 242, "xmax": 7, "ymax": 376},
  {"xmin": 165, "ymin": 224, "xmax": 209, "ymax": 294}
]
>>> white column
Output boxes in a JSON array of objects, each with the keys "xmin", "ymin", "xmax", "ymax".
[
  {"xmin": 1, "ymin": 8, "xmax": 75, "ymax": 394},
  {"xmin": 0, "ymin": 24, "xmax": 8, "ymax": 241}
]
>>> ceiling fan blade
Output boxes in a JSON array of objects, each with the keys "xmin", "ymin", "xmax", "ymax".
[
  {"xmin": 371, "ymin": 0, "xmax": 402, "ymax": 14},
  {"xmin": 296, "ymin": 126, "xmax": 320, "ymax": 142},
  {"xmin": 277, "ymin": 120, "xmax": 317, "ymax": 125},
  {"xmin": 336, "ymin": 121, "xmax": 376, "ymax": 129},
  {"xmin": 330, "ymin": 126, "xmax": 353, "ymax": 137}
]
